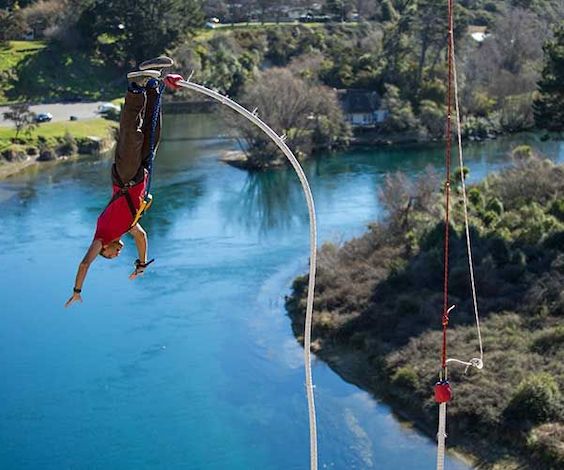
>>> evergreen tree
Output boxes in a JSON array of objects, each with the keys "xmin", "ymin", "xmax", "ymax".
[{"xmin": 533, "ymin": 23, "xmax": 564, "ymax": 131}]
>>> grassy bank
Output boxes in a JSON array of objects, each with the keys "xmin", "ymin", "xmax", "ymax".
[
  {"xmin": 0, "ymin": 118, "xmax": 116, "ymax": 179},
  {"xmin": 0, "ymin": 118, "xmax": 116, "ymax": 151},
  {"xmin": 0, "ymin": 118, "xmax": 115, "ymax": 145},
  {"xmin": 286, "ymin": 147, "xmax": 564, "ymax": 469}
]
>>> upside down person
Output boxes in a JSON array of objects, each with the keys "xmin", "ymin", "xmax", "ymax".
[{"xmin": 65, "ymin": 57, "xmax": 184, "ymax": 307}]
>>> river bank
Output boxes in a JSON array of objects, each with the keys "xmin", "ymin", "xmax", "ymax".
[
  {"xmin": 0, "ymin": 139, "xmax": 114, "ymax": 180},
  {"xmin": 0, "ymin": 118, "xmax": 116, "ymax": 180},
  {"xmin": 286, "ymin": 148, "xmax": 564, "ymax": 469}
]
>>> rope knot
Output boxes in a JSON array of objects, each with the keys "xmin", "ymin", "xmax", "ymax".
[
  {"xmin": 442, "ymin": 304, "xmax": 455, "ymax": 327},
  {"xmin": 469, "ymin": 357, "xmax": 483, "ymax": 370}
]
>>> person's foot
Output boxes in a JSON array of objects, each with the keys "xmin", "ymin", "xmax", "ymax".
[
  {"xmin": 127, "ymin": 70, "xmax": 161, "ymax": 92},
  {"xmin": 138, "ymin": 56, "xmax": 174, "ymax": 72}
]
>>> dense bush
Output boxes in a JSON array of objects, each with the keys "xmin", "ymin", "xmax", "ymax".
[
  {"xmin": 504, "ymin": 373, "xmax": 562, "ymax": 426},
  {"xmin": 527, "ymin": 423, "xmax": 564, "ymax": 469}
]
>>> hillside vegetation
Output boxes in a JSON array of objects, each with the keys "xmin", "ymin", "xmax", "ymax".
[
  {"xmin": 287, "ymin": 146, "xmax": 564, "ymax": 468},
  {"xmin": 0, "ymin": 40, "xmax": 123, "ymax": 104}
]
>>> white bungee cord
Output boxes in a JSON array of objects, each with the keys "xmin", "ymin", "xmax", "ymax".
[{"xmin": 176, "ymin": 78, "xmax": 319, "ymax": 470}]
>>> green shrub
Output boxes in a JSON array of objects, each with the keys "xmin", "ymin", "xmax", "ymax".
[
  {"xmin": 531, "ymin": 326, "xmax": 564, "ymax": 354},
  {"xmin": 486, "ymin": 197, "xmax": 504, "ymax": 215},
  {"xmin": 504, "ymin": 373, "xmax": 561, "ymax": 426},
  {"xmin": 453, "ymin": 166, "xmax": 469, "ymax": 183},
  {"xmin": 512, "ymin": 145, "xmax": 534, "ymax": 160},
  {"xmin": 549, "ymin": 198, "xmax": 564, "ymax": 222},
  {"xmin": 527, "ymin": 423, "xmax": 564, "ymax": 469},
  {"xmin": 483, "ymin": 210, "xmax": 498, "ymax": 227},
  {"xmin": 391, "ymin": 366, "xmax": 419, "ymax": 390},
  {"xmin": 468, "ymin": 187, "xmax": 484, "ymax": 208}
]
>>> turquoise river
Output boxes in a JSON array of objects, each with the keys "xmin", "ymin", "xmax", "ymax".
[{"xmin": 0, "ymin": 113, "xmax": 562, "ymax": 469}]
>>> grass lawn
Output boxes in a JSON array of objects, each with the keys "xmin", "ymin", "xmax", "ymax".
[
  {"xmin": 0, "ymin": 118, "xmax": 116, "ymax": 148},
  {"xmin": 0, "ymin": 40, "xmax": 122, "ymax": 105}
]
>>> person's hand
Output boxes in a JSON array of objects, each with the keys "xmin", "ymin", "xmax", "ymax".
[
  {"xmin": 164, "ymin": 73, "xmax": 183, "ymax": 90},
  {"xmin": 129, "ymin": 258, "xmax": 154, "ymax": 280},
  {"xmin": 129, "ymin": 266, "xmax": 145, "ymax": 280},
  {"xmin": 64, "ymin": 292, "xmax": 83, "ymax": 308}
]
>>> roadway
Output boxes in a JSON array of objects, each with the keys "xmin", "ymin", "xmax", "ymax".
[{"xmin": 0, "ymin": 102, "xmax": 110, "ymax": 126}]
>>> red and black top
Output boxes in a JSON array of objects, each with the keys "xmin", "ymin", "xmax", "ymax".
[{"xmin": 94, "ymin": 174, "xmax": 147, "ymax": 245}]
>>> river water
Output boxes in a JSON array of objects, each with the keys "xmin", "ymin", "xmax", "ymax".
[{"xmin": 0, "ymin": 113, "xmax": 562, "ymax": 469}]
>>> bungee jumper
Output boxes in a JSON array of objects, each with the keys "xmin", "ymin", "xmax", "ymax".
[{"xmin": 65, "ymin": 56, "xmax": 184, "ymax": 308}]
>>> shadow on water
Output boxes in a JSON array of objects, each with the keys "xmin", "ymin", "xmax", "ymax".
[
  {"xmin": 141, "ymin": 175, "xmax": 207, "ymax": 237},
  {"xmin": 228, "ymin": 169, "xmax": 308, "ymax": 235}
]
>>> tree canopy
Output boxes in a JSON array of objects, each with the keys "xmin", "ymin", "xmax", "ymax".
[
  {"xmin": 78, "ymin": 0, "xmax": 203, "ymax": 65},
  {"xmin": 534, "ymin": 23, "xmax": 564, "ymax": 131}
]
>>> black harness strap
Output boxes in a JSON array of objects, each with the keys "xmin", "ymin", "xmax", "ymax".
[{"xmin": 105, "ymin": 170, "xmax": 140, "ymax": 219}]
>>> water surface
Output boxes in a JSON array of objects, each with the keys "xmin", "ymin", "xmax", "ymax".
[{"xmin": 0, "ymin": 114, "xmax": 561, "ymax": 469}]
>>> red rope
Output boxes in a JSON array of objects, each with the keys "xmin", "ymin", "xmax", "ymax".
[{"xmin": 441, "ymin": 0, "xmax": 455, "ymax": 371}]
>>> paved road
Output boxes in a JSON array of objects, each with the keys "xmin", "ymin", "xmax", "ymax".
[{"xmin": 0, "ymin": 101, "xmax": 111, "ymax": 126}]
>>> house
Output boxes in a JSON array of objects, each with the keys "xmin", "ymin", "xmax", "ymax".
[
  {"xmin": 468, "ymin": 25, "xmax": 489, "ymax": 42},
  {"xmin": 337, "ymin": 89, "xmax": 388, "ymax": 127}
]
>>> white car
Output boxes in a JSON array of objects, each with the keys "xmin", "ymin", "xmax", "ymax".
[{"xmin": 98, "ymin": 103, "xmax": 121, "ymax": 113}]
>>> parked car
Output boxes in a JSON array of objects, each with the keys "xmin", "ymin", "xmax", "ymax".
[
  {"xmin": 35, "ymin": 112, "xmax": 53, "ymax": 123},
  {"xmin": 205, "ymin": 17, "xmax": 220, "ymax": 28},
  {"xmin": 98, "ymin": 102, "xmax": 121, "ymax": 113}
]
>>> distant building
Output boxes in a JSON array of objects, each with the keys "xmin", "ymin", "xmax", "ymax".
[
  {"xmin": 284, "ymin": 4, "xmax": 323, "ymax": 21},
  {"xmin": 468, "ymin": 25, "xmax": 489, "ymax": 42},
  {"xmin": 337, "ymin": 89, "xmax": 388, "ymax": 127}
]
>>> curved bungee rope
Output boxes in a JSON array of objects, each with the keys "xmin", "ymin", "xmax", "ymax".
[{"xmin": 175, "ymin": 78, "xmax": 320, "ymax": 470}]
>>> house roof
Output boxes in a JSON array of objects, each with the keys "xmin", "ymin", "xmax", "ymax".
[
  {"xmin": 468, "ymin": 25, "xmax": 487, "ymax": 34},
  {"xmin": 337, "ymin": 89, "xmax": 382, "ymax": 113}
]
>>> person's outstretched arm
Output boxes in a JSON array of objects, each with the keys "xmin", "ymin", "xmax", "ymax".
[
  {"xmin": 129, "ymin": 223, "xmax": 150, "ymax": 280},
  {"xmin": 65, "ymin": 239, "xmax": 103, "ymax": 307}
]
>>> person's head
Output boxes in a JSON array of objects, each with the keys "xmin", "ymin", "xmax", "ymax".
[{"xmin": 100, "ymin": 239, "xmax": 124, "ymax": 259}]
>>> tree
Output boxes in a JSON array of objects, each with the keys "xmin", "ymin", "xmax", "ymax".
[
  {"xmin": 255, "ymin": 0, "xmax": 276, "ymax": 24},
  {"xmin": 0, "ymin": 2, "xmax": 27, "ymax": 41},
  {"xmin": 413, "ymin": 0, "xmax": 443, "ymax": 82},
  {"xmin": 202, "ymin": 0, "xmax": 229, "ymax": 21},
  {"xmin": 19, "ymin": 0, "xmax": 66, "ymax": 38},
  {"xmin": 355, "ymin": 0, "xmax": 377, "ymax": 20},
  {"xmin": 534, "ymin": 23, "xmax": 564, "ymax": 131},
  {"xmin": 3, "ymin": 103, "xmax": 37, "ymax": 141},
  {"xmin": 78, "ymin": 0, "xmax": 204, "ymax": 65},
  {"xmin": 231, "ymin": 67, "xmax": 349, "ymax": 169},
  {"xmin": 324, "ymin": 0, "xmax": 355, "ymax": 21},
  {"xmin": 381, "ymin": 84, "xmax": 420, "ymax": 133}
]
